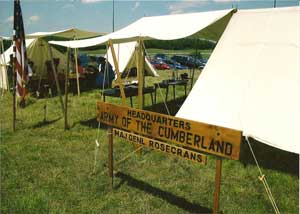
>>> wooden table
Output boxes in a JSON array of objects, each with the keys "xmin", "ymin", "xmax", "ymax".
[
  {"xmin": 154, "ymin": 79, "xmax": 188, "ymax": 104},
  {"xmin": 102, "ymin": 85, "xmax": 155, "ymax": 108}
]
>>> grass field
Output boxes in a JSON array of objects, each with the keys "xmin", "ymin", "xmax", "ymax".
[{"xmin": 0, "ymin": 68, "xmax": 299, "ymax": 213}]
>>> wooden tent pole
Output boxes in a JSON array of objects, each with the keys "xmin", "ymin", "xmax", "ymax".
[
  {"xmin": 108, "ymin": 40, "xmax": 126, "ymax": 106},
  {"xmin": 137, "ymin": 38, "xmax": 144, "ymax": 109},
  {"xmin": 74, "ymin": 47, "xmax": 80, "ymax": 96},
  {"xmin": 64, "ymin": 47, "xmax": 70, "ymax": 130},
  {"xmin": 47, "ymin": 43, "xmax": 64, "ymax": 116}
]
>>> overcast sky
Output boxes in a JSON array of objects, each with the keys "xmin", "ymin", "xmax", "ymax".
[{"xmin": 0, "ymin": 0, "xmax": 299, "ymax": 37}]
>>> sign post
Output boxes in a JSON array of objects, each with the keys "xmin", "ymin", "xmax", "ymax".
[
  {"xmin": 213, "ymin": 158, "xmax": 222, "ymax": 214},
  {"xmin": 97, "ymin": 102, "xmax": 242, "ymax": 212}
]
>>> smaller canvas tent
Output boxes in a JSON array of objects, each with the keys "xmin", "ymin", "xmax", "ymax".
[
  {"xmin": 0, "ymin": 28, "xmax": 104, "ymax": 90},
  {"xmin": 1, "ymin": 38, "xmax": 66, "ymax": 78},
  {"xmin": 0, "ymin": 36, "xmax": 11, "ymax": 90},
  {"xmin": 106, "ymin": 41, "xmax": 158, "ymax": 77}
]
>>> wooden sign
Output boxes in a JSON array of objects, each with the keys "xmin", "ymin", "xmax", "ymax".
[
  {"xmin": 113, "ymin": 128, "xmax": 207, "ymax": 165},
  {"xmin": 97, "ymin": 102, "xmax": 242, "ymax": 160}
]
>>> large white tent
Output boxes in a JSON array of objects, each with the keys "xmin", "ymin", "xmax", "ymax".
[
  {"xmin": 177, "ymin": 7, "xmax": 300, "ymax": 154},
  {"xmin": 50, "ymin": 7, "xmax": 300, "ymax": 154}
]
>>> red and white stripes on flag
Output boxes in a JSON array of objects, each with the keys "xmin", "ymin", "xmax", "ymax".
[{"xmin": 13, "ymin": 0, "xmax": 28, "ymax": 99}]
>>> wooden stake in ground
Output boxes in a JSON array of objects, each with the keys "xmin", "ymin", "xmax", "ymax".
[
  {"xmin": 213, "ymin": 158, "xmax": 222, "ymax": 214},
  {"xmin": 64, "ymin": 47, "xmax": 70, "ymax": 130},
  {"xmin": 47, "ymin": 43, "xmax": 64, "ymax": 116}
]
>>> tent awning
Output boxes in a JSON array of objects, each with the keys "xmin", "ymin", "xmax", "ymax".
[
  {"xmin": 176, "ymin": 6, "xmax": 300, "ymax": 154},
  {"xmin": 27, "ymin": 28, "xmax": 105, "ymax": 39},
  {"xmin": 49, "ymin": 9, "xmax": 234, "ymax": 48}
]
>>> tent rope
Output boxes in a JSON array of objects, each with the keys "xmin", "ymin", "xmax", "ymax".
[{"xmin": 245, "ymin": 136, "xmax": 280, "ymax": 214}]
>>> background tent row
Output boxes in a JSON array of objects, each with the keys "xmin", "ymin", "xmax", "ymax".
[
  {"xmin": 50, "ymin": 7, "xmax": 300, "ymax": 154},
  {"xmin": 0, "ymin": 28, "xmax": 104, "ymax": 91}
]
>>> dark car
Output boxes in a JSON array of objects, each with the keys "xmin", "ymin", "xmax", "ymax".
[
  {"xmin": 171, "ymin": 55, "xmax": 206, "ymax": 69},
  {"xmin": 163, "ymin": 59, "xmax": 188, "ymax": 70},
  {"xmin": 154, "ymin": 54, "xmax": 168, "ymax": 61}
]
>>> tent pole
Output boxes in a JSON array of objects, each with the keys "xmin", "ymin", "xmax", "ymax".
[
  {"xmin": 64, "ymin": 47, "xmax": 70, "ymax": 130},
  {"xmin": 74, "ymin": 47, "xmax": 80, "ymax": 96},
  {"xmin": 108, "ymin": 40, "xmax": 127, "ymax": 106},
  {"xmin": 47, "ymin": 43, "xmax": 65, "ymax": 116},
  {"xmin": 137, "ymin": 38, "xmax": 144, "ymax": 109}
]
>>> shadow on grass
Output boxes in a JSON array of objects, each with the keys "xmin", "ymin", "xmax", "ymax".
[
  {"xmin": 115, "ymin": 172, "xmax": 213, "ymax": 213},
  {"xmin": 79, "ymin": 118, "xmax": 108, "ymax": 129},
  {"xmin": 240, "ymin": 137, "xmax": 299, "ymax": 176},
  {"xmin": 32, "ymin": 117, "xmax": 61, "ymax": 129}
]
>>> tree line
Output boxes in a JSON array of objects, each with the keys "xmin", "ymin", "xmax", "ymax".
[{"xmin": 144, "ymin": 38, "xmax": 216, "ymax": 50}]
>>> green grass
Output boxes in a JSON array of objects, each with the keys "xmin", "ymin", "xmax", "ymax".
[{"xmin": 0, "ymin": 69, "xmax": 299, "ymax": 213}]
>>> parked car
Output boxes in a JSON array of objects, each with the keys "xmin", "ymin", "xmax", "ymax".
[
  {"xmin": 171, "ymin": 55, "xmax": 206, "ymax": 69},
  {"xmin": 163, "ymin": 59, "xmax": 188, "ymax": 70},
  {"xmin": 151, "ymin": 59, "xmax": 170, "ymax": 70},
  {"xmin": 154, "ymin": 54, "xmax": 168, "ymax": 61}
]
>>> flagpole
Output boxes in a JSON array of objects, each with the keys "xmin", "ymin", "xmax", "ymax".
[{"xmin": 12, "ymin": 33, "xmax": 16, "ymax": 131}]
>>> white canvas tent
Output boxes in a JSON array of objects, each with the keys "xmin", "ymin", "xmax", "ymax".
[
  {"xmin": 0, "ymin": 36, "xmax": 13, "ymax": 90},
  {"xmin": 49, "ymin": 9, "xmax": 234, "ymax": 48},
  {"xmin": 177, "ymin": 7, "xmax": 300, "ymax": 154},
  {"xmin": 107, "ymin": 41, "xmax": 158, "ymax": 77},
  {"xmin": 50, "ymin": 7, "xmax": 300, "ymax": 154}
]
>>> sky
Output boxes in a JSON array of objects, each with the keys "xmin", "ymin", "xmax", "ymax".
[{"xmin": 0, "ymin": 0, "xmax": 299, "ymax": 37}]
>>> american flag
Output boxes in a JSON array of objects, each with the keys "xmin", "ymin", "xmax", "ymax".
[{"xmin": 13, "ymin": 0, "xmax": 28, "ymax": 103}]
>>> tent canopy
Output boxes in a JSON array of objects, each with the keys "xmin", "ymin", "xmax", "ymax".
[
  {"xmin": 49, "ymin": 9, "xmax": 234, "ymax": 48},
  {"xmin": 177, "ymin": 7, "xmax": 300, "ymax": 154},
  {"xmin": 27, "ymin": 27, "xmax": 105, "ymax": 39}
]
